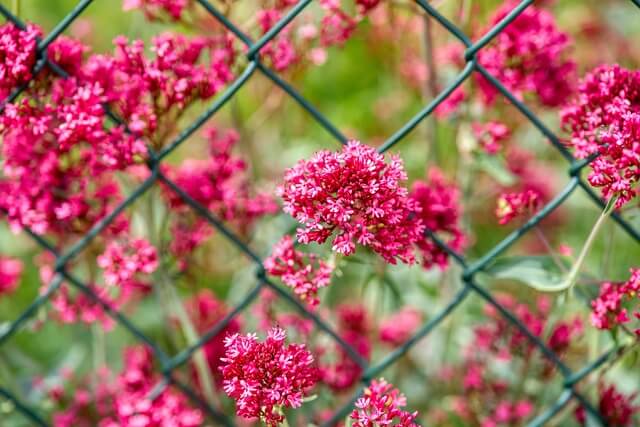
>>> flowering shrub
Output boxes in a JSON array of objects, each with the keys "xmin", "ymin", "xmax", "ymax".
[{"xmin": 1, "ymin": 1, "xmax": 639, "ymax": 426}]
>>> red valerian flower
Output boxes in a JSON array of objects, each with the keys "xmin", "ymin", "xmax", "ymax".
[
  {"xmin": 495, "ymin": 189, "xmax": 542, "ymax": 225},
  {"xmin": 0, "ymin": 22, "xmax": 40, "ymax": 100},
  {"xmin": 105, "ymin": 346, "xmax": 204, "ymax": 427},
  {"xmin": 264, "ymin": 235, "xmax": 333, "ymax": 308},
  {"xmin": 122, "ymin": 0, "xmax": 191, "ymax": 21},
  {"xmin": 379, "ymin": 307, "xmax": 422, "ymax": 347},
  {"xmin": 319, "ymin": 303, "xmax": 371, "ymax": 391},
  {"xmin": 576, "ymin": 383, "xmax": 639, "ymax": 427},
  {"xmin": 0, "ymin": 256, "xmax": 22, "ymax": 297},
  {"xmin": 220, "ymin": 327, "xmax": 318, "ymax": 426},
  {"xmin": 561, "ymin": 64, "xmax": 640, "ymax": 207},
  {"xmin": 98, "ymin": 238, "xmax": 158, "ymax": 289},
  {"xmin": 477, "ymin": 1, "xmax": 575, "ymax": 107},
  {"xmin": 351, "ymin": 378, "xmax": 420, "ymax": 427},
  {"xmin": 163, "ymin": 126, "xmax": 277, "ymax": 262},
  {"xmin": 591, "ymin": 268, "xmax": 640, "ymax": 335},
  {"xmin": 472, "ymin": 121, "xmax": 510, "ymax": 155},
  {"xmin": 279, "ymin": 141, "xmax": 424, "ymax": 264},
  {"xmin": 410, "ymin": 168, "xmax": 466, "ymax": 269}
]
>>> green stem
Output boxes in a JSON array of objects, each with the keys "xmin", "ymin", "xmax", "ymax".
[
  {"xmin": 159, "ymin": 270, "xmax": 219, "ymax": 408},
  {"xmin": 143, "ymin": 190, "xmax": 218, "ymax": 407},
  {"xmin": 565, "ymin": 198, "xmax": 616, "ymax": 294}
]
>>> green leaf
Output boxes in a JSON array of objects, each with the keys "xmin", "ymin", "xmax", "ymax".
[
  {"xmin": 475, "ymin": 152, "xmax": 518, "ymax": 186},
  {"xmin": 484, "ymin": 256, "xmax": 571, "ymax": 292}
]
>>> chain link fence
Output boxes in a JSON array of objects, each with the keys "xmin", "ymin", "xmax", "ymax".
[{"xmin": 0, "ymin": 0, "xmax": 639, "ymax": 425}]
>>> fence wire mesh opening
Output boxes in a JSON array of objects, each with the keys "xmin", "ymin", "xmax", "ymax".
[{"xmin": 0, "ymin": 0, "xmax": 639, "ymax": 426}]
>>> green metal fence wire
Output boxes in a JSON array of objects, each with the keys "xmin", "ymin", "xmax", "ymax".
[{"xmin": 0, "ymin": 1, "xmax": 639, "ymax": 426}]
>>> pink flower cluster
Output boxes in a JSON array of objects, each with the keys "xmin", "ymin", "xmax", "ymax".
[
  {"xmin": 379, "ymin": 307, "xmax": 422, "ymax": 347},
  {"xmin": 410, "ymin": 168, "xmax": 466, "ymax": 269},
  {"xmin": 97, "ymin": 238, "xmax": 158, "ymax": 288},
  {"xmin": 1, "ymin": 69, "xmax": 135, "ymax": 235},
  {"xmin": 472, "ymin": 121, "xmax": 510, "ymax": 155},
  {"xmin": 319, "ymin": 303, "xmax": 371, "ymax": 391},
  {"xmin": 220, "ymin": 327, "xmax": 317, "ymax": 426},
  {"xmin": 0, "ymin": 23, "xmax": 40, "ymax": 99},
  {"xmin": 164, "ymin": 126, "xmax": 276, "ymax": 261},
  {"xmin": 477, "ymin": 1, "xmax": 575, "ymax": 107},
  {"xmin": 122, "ymin": 0, "xmax": 381, "ymax": 73},
  {"xmin": 439, "ymin": 295, "xmax": 582, "ymax": 426},
  {"xmin": 52, "ymin": 347, "xmax": 203, "ymax": 427},
  {"xmin": 264, "ymin": 235, "xmax": 333, "ymax": 308},
  {"xmin": 561, "ymin": 64, "xmax": 640, "ymax": 207},
  {"xmin": 122, "ymin": 0, "xmax": 190, "ymax": 21},
  {"xmin": 88, "ymin": 33, "xmax": 233, "ymax": 142},
  {"xmin": 351, "ymin": 378, "xmax": 420, "ymax": 427},
  {"xmin": 576, "ymin": 383, "xmax": 639, "ymax": 427},
  {"xmin": 495, "ymin": 189, "xmax": 541, "ymax": 225},
  {"xmin": 279, "ymin": 141, "xmax": 424, "ymax": 264},
  {"xmin": 0, "ymin": 256, "xmax": 22, "ymax": 297},
  {"xmin": 591, "ymin": 268, "xmax": 640, "ymax": 335}
]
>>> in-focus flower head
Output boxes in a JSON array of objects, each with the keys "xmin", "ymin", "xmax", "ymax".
[
  {"xmin": 264, "ymin": 235, "xmax": 333, "ymax": 308},
  {"xmin": 561, "ymin": 64, "xmax": 640, "ymax": 207},
  {"xmin": 220, "ymin": 327, "xmax": 317, "ymax": 426},
  {"xmin": 351, "ymin": 378, "xmax": 420, "ymax": 427},
  {"xmin": 279, "ymin": 140, "xmax": 424, "ymax": 264}
]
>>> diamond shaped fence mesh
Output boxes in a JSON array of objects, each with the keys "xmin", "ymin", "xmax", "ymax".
[{"xmin": 0, "ymin": 1, "xmax": 639, "ymax": 426}]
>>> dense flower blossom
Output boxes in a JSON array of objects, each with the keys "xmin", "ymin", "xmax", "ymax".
[
  {"xmin": 280, "ymin": 141, "xmax": 424, "ymax": 264},
  {"xmin": 51, "ymin": 367, "xmax": 116, "ymax": 427},
  {"xmin": 0, "ymin": 23, "xmax": 40, "ymax": 100},
  {"xmin": 561, "ymin": 64, "xmax": 640, "ymax": 207},
  {"xmin": 257, "ymin": 9, "xmax": 298, "ymax": 71},
  {"xmin": 591, "ymin": 268, "xmax": 640, "ymax": 335},
  {"xmin": 351, "ymin": 379, "xmax": 420, "ymax": 427},
  {"xmin": 220, "ymin": 327, "xmax": 318, "ymax": 426},
  {"xmin": 472, "ymin": 121, "xmax": 510, "ymax": 154},
  {"xmin": 97, "ymin": 238, "xmax": 158, "ymax": 288},
  {"xmin": 163, "ymin": 127, "xmax": 276, "ymax": 260},
  {"xmin": 576, "ymin": 383, "xmax": 639, "ymax": 426},
  {"xmin": 264, "ymin": 235, "xmax": 333, "ymax": 307},
  {"xmin": 495, "ymin": 189, "xmax": 542, "ymax": 225},
  {"xmin": 410, "ymin": 168, "xmax": 466, "ymax": 269},
  {"xmin": 436, "ymin": 295, "xmax": 582, "ymax": 425},
  {"xmin": 185, "ymin": 290, "xmax": 241, "ymax": 383},
  {"xmin": 85, "ymin": 33, "xmax": 233, "ymax": 144},
  {"xmin": 477, "ymin": 1, "xmax": 575, "ymax": 107},
  {"xmin": 122, "ymin": 0, "xmax": 191, "ymax": 20},
  {"xmin": 319, "ymin": 303, "xmax": 371, "ymax": 391},
  {"xmin": 379, "ymin": 307, "xmax": 422, "ymax": 346},
  {"xmin": 102, "ymin": 346, "xmax": 204, "ymax": 427},
  {"xmin": 0, "ymin": 256, "xmax": 22, "ymax": 296}
]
